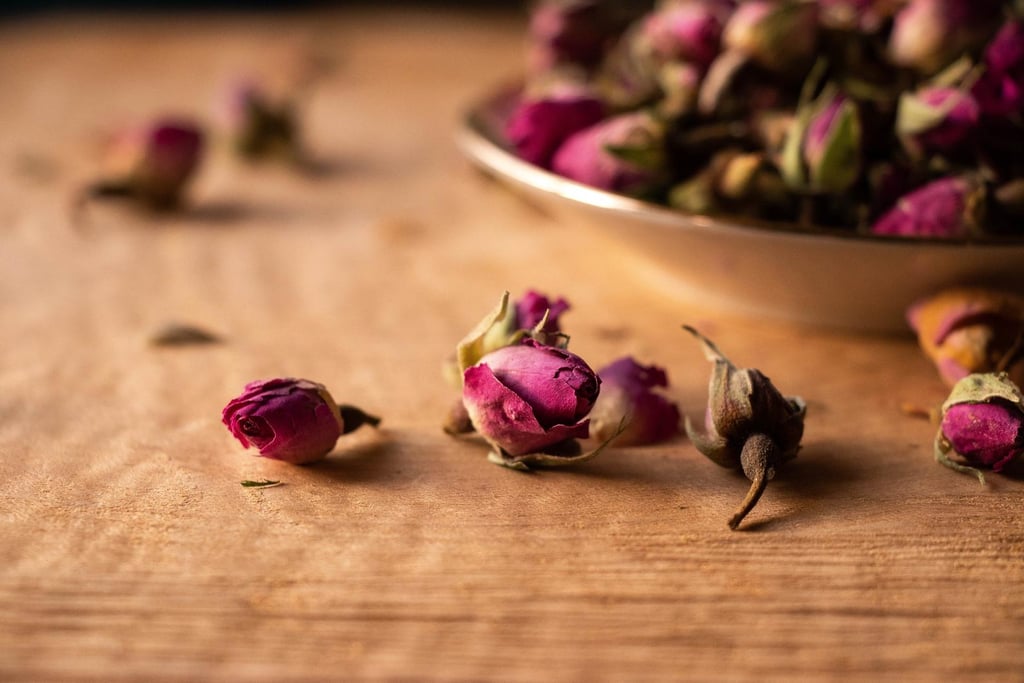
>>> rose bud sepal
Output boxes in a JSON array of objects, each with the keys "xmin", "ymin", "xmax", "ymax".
[
  {"xmin": 934, "ymin": 372, "xmax": 1024, "ymax": 484},
  {"xmin": 485, "ymin": 418, "xmax": 626, "ymax": 471},
  {"xmin": 683, "ymin": 326, "xmax": 807, "ymax": 530}
]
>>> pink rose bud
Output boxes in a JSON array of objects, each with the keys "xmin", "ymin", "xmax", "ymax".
[
  {"xmin": 935, "ymin": 372, "xmax": 1024, "ymax": 482},
  {"xmin": 972, "ymin": 19, "xmax": 1024, "ymax": 117},
  {"xmin": 219, "ymin": 79, "xmax": 301, "ymax": 162},
  {"xmin": 889, "ymin": 0, "xmax": 1003, "ymax": 74},
  {"xmin": 505, "ymin": 88, "xmax": 606, "ymax": 169},
  {"xmin": 590, "ymin": 356, "xmax": 681, "ymax": 446},
  {"xmin": 514, "ymin": 290, "xmax": 570, "ymax": 334},
  {"xmin": 95, "ymin": 118, "xmax": 204, "ymax": 209},
  {"xmin": 722, "ymin": 0, "xmax": 818, "ymax": 73},
  {"xmin": 906, "ymin": 288, "xmax": 1024, "ymax": 388},
  {"xmin": 801, "ymin": 92, "xmax": 861, "ymax": 193},
  {"xmin": 896, "ymin": 87, "xmax": 980, "ymax": 155},
  {"xmin": 643, "ymin": 1, "xmax": 728, "ymax": 69},
  {"xmin": 551, "ymin": 110, "xmax": 666, "ymax": 196},
  {"xmin": 462, "ymin": 339, "xmax": 600, "ymax": 457},
  {"xmin": 527, "ymin": 0, "xmax": 622, "ymax": 72},
  {"xmin": 222, "ymin": 378, "xmax": 380, "ymax": 465},
  {"xmin": 684, "ymin": 326, "xmax": 806, "ymax": 530},
  {"xmin": 870, "ymin": 176, "xmax": 986, "ymax": 238}
]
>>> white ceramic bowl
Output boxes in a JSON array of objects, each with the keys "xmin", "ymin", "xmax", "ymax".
[{"xmin": 457, "ymin": 85, "xmax": 1024, "ymax": 333}]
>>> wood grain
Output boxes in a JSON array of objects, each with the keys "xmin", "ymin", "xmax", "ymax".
[{"xmin": 1, "ymin": 8, "xmax": 1023, "ymax": 682}]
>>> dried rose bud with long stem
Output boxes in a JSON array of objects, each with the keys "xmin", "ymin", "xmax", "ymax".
[{"xmin": 683, "ymin": 326, "xmax": 806, "ymax": 530}]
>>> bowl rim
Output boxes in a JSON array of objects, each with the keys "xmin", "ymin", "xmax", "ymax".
[{"xmin": 459, "ymin": 82, "xmax": 1024, "ymax": 251}]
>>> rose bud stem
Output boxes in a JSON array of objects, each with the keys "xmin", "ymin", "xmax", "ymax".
[
  {"xmin": 338, "ymin": 404, "xmax": 381, "ymax": 433},
  {"xmin": 729, "ymin": 433, "xmax": 778, "ymax": 530}
]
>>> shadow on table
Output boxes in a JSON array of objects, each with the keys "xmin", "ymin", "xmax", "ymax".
[{"xmin": 307, "ymin": 432, "xmax": 406, "ymax": 484}]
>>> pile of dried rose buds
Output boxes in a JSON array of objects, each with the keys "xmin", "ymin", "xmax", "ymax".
[{"xmin": 509, "ymin": 0, "xmax": 1024, "ymax": 238}]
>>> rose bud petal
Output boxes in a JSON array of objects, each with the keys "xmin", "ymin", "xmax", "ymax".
[
  {"xmin": 656, "ymin": 61, "xmax": 703, "ymax": 119},
  {"xmin": 889, "ymin": 0, "xmax": 1003, "ymax": 74},
  {"xmin": 683, "ymin": 326, "xmax": 806, "ymax": 530},
  {"xmin": 462, "ymin": 339, "xmax": 600, "ymax": 457},
  {"xmin": 643, "ymin": 1, "xmax": 729, "ymax": 70},
  {"xmin": 94, "ymin": 118, "xmax": 204, "ymax": 210},
  {"xmin": 222, "ymin": 378, "xmax": 379, "ymax": 465},
  {"xmin": 590, "ymin": 356, "xmax": 681, "ymax": 446},
  {"xmin": 722, "ymin": 0, "xmax": 818, "ymax": 73},
  {"xmin": 551, "ymin": 110, "xmax": 666, "ymax": 196},
  {"xmin": 505, "ymin": 87, "xmax": 606, "ymax": 169},
  {"xmin": 972, "ymin": 19, "xmax": 1024, "ymax": 118},
  {"xmin": 907, "ymin": 288, "xmax": 1024, "ymax": 388},
  {"xmin": 896, "ymin": 87, "xmax": 980, "ymax": 156},
  {"xmin": 935, "ymin": 372, "xmax": 1024, "ymax": 482},
  {"xmin": 219, "ymin": 79, "xmax": 301, "ymax": 162},
  {"xmin": 870, "ymin": 176, "xmax": 986, "ymax": 238},
  {"xmin": 514, "ymin": 290, "xmax": 570, "ymax": 335}
]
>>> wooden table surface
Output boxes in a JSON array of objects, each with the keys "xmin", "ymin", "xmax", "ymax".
[{"xmin": 2, "ymin": 8, "xmax": 1023, "ymax": 682}]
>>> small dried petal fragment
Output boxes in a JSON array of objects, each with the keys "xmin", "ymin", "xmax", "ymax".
[
  {"xmin": 590, "ymin": 356, "xmax": 681, "ymax": 446},
  {"xmin": 222, "ymin": 378, "xmax": 379, "ymax": 465},
  {"xmin": 935, "ymin": 372, "xmax": 1024, "ymax": 482},
  {"xmin": 907, "ymin": 288, "xmax": 1024, "ymax": 387},
  {"xmin": 683, "ymin": 326, "xmax": 806, "ymax": 530}
]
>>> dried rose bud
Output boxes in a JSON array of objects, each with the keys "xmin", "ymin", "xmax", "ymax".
[
  {"xmin": 935, "ymin": 372, "xmax": 1024, "ymax": 482},
  {"xmin": 92, "ymin": 119, "xmax": 204, "ymax": 210},
  {"xmin": 907, "ymin": 288, "xmax": 1024, "ymax": 388},
  {"xmin": 870, "ymin": 176, "xmax": 986, "ymax": 238},
  {"xmin": 888, "ymin": 0, "xmax": 1003, "ymax": 74},
  {"xmin": 219, "ymin": 79, "xmax": 301, "ymax": 162},
  {"xmin": 590, "ymin": 356, "xmax": 681, "ymax": 446},
  {"xmin": 222, "ymin": 378, "xmax": 380, "ymax": 465},
  {"xmin": 514, "ymin": 289, "xmax": 570, "ymax": 334},
  {"xmin": 721, "ymin": 0, "xmax": 818, "ymax": 73},
  {"xmin": 819, "ymin": 0, "xmax": 900, "ymax": 32},
  {"xmin": 657, "ymin": 61, "xmax": 703, "ymax": 119},
  {"xmin": 896, "ymin": 87, "xmax": 980, "ymax": 156},
  {"xmin": 505, "ymin": 87, "xmax": 606, "ymax": 169},
  {"xmin": 527, "ymin": 0, "xmax": 624, "ymax": 73},
  {"xmin": 643, "ymin": 1, "xmax": 728, "ymax": 70},
  {"xmin": 781, "ymin": 89, "xmax": 861, "ymax": 194},
  {"xmin": 462, "ymin": 339, "xmax": 601, "ymax": 463},
  {"xmin": 551, "ymin": 110, "xmax": 666, "ymax": 196},
  {"xmin": 683, "ymin": 326, "xmax": 806, "ymax": 530},
  {"xmin": 972, "ymin": 19, "xmax": 1024, "ymax": 118}
]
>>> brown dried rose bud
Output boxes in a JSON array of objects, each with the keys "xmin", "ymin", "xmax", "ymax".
[
  {"xmin": 907, "ymin": 288, "xmax": 1024, "ymax": 388},
  {"xmin": 683, "ymin": 326, "xmax": 806, "ymax": 530}
]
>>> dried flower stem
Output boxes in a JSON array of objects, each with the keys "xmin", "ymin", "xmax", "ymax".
[{"xmin": 729, "ymin": 433, "xmax": 777, "ymax": 530}]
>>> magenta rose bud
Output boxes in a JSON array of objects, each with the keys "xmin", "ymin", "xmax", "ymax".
[
  {"xmin": 643, "ymin": 2, "xmax": 727, "ymax": 70},
  {"xmin": 222, "ymin": 378, "xmax": 379, "ymax": 465},
  {"xmin": 95, "ymin": 118, "xmax": 204, "ymax": 209},
  {"xmin": 551, "ymin": 111, "xmax": 665, "ymax": 196},
  {"xmin": 527, "ymin": 0, "xmax": 621, "ymax": 72},
  {"xmin": 505, "ymin": 89, "xmax": 606, "ymax": 169},
  {"xmin": 935, "ymin": 372, "xmax": 1024, "ymax": 482},
  {"xmin": 801, "ymin": 93, "xmax": 861, "ymax": 193},
  {"xmin": 897, "ymin": 87, "xmax": 980, "ymax": 155},
  {"xmin": 514, "ymin": 289, "xmax": 570, "ymax": 334},
  {"xmin": 590, "ymin": 357, "xmax": 681, "ymax": 446},
  {"xmin": 870, "ymin": 176, "xmax": 985, "ymax": 238},
  {"xmin": 462, "ymin": 339, "xmax": 600, "ymax": 457},
  {"xmin": 972, "ymin": 19, "xmax": 1024, "ymax": 118}
]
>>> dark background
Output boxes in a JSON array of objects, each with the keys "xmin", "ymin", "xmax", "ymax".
[{"xmin": 2, "ymin": 0, "xmax": 524, "ymax": 14}]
